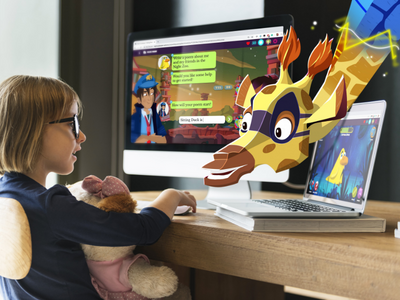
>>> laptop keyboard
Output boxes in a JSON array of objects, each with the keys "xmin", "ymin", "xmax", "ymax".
[{"xmin": 252, "ymin": 199, "xmax": 347, "ymax": 213}]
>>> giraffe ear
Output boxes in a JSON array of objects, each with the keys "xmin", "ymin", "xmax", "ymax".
[
  {"xmin": 235, "ymin": 75, "xmax": 256, "ymax": 108},
  {"xmin": 305, "ymin": 76, "xmax": 348, "ymax": 143}
]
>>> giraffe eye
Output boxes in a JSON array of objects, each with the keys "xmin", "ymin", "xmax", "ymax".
[
  {"xmin": 274, "ymin": 118, "xmax": 292, "ymax": 140},
  {"xmin": 274, "ymin": 111, "xmax": 294, "ymax": 141},
  {"xmin": 241, "ymin": 113, "xmax": 252, "ymax": 134},
  {"xmin": 269, "ymin": 92, "xmax": 299, "ymax": 143}
]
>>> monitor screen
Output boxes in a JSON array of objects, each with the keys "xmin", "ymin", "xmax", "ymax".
[{"xmin": 124, "ymin": 16, "xmax": 292, "ymax": 189}]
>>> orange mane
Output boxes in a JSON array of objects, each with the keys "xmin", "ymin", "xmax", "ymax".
[
  {"xmin": 277, "ymin": 26, "xmax": 301, "ymax": 71},
  {"xmin": 307, "ymin": 35, "xmax": 333, "ymax": 79}
]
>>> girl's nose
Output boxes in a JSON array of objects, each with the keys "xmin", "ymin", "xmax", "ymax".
[{"xmin": 77, "ymin": 129, "xmax": 86, "ymax": 143}]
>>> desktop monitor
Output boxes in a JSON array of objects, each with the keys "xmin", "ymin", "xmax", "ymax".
[{"xmin": 123, "ymin": 15, "xmax": 293, "ymax": 204}]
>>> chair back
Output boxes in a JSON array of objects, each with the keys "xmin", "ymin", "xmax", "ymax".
[{"xmin": 0, "ymin": 197, "xmax": 32, "ymax": 279}]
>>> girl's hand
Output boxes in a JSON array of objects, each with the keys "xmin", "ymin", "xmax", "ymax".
[
  {"xmin": 175, "ymin": 190, "xmax": 197, "ymax": 213},
  {"xmin": 147, "ymin": 189, "xmax": 197, "ymax": 219}
]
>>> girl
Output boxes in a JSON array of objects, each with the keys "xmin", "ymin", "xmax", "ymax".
[{"xmin": 0, "ymin": 75, "xmax": 196, "ymax": 300}]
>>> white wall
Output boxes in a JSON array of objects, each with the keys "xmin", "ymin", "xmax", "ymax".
[
  {"xmin": 0, "ymin": 0, "xmax": 60, "ymax": 188},
  {"xmin": 0, "ymin": 0, "xmax": 59, "ymax": 80}
]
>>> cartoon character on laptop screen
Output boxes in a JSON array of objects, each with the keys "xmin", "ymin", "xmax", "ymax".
[{"xmin": 307, "ymin": 115, "xmax": 381, "ymax": 204}]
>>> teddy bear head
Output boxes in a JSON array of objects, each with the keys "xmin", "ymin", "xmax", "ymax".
[{"xmin": 68, "ymin": 175, "xmax": 137, "ymax": 261}]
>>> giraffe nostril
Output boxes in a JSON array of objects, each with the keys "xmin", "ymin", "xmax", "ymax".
[{"xmin": 263, "ymin": 144, "xmax": 276, "ymax": 153}]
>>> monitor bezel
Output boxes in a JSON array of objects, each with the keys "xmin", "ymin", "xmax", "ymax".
[{"xmin": 125, "ymin": 14, "xmax": 294, "ymax": 153}]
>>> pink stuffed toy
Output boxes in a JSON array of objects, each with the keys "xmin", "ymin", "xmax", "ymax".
[{"xmin": 68, "ymin": 175, "xmax": 191, "ymax": 300}]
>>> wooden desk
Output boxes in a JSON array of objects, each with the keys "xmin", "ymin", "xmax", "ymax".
[{"xmin": 134, "ymin": 190, "xmax": 400, "ymax": 300}]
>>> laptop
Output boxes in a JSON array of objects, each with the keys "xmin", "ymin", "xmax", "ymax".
[{"xmin": 208, "ymin": 100, "xmax": 386, "ymax": 217}]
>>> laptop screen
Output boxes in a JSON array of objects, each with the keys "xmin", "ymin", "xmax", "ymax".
[{"xmin": 305, "ymin": 112, "xmax": 382, "ymax": 204}]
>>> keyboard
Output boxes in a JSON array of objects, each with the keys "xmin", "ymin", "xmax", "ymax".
[{"xmin": 252, "ymin": 199, "xmax": 346, "ymax": 213}]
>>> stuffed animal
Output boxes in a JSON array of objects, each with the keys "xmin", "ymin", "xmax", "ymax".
[{"xmin": 68, "ymin": 175, "xmax": 191, "ymax": 300}]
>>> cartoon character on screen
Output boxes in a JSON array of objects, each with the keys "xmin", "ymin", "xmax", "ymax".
[
  {"xmin": 159, "ymin": 56, "xmax": 170, "ymax": 70},
  {"xmin": 158, "ymin": 102, "xmax": 168, "ymax": 117},
  {"xmin": 131, "ymin": 74, "xmax": 167, "ymax": 144},
  {"xmin": 203, "ymin": 0, "xmax": 400, "ymax": 187},
  {"xmin": 326, "ymin": 148, "xmax": 348, "ymax": 185}
]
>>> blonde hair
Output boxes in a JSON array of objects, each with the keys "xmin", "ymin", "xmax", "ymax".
[{"xmin": 0, "ymin": 75, "xmax": 82, "ymax": 175}]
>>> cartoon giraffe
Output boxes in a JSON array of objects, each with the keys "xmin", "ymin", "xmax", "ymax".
[{"xmin": 203, "ymin": 0, "xmax": 399, "ymax": 187}]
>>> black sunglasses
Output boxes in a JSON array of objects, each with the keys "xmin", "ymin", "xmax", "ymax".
[{"xmin": 48, "ymin": 114, "xmax": 80, "ymax": 139}]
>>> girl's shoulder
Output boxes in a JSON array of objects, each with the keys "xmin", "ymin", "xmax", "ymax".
[
  {"xmin": 0, "ymin": 172, "xmax": 47, "ymax": 199},
  {"xmin": 41, "ymin": 184, "xmax": 76, "ymax": 204}
]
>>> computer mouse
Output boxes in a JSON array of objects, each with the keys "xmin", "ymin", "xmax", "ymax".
[{"xmin": 174, "ymin": 205, "xmax": 192, "ymax": 215}]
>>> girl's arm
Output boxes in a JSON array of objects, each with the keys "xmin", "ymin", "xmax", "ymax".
[
  {"xmin": 147, "ymin": 189, "xmax": 196, "ymax": 220},
  {"xmin": 46, "ymin": 186, "xmax": 196, "ymax": 246}
]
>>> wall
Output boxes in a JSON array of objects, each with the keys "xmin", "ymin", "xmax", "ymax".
[{"xmin": 0, "ymin": 0, "xmax": 59, "ymax": 79}]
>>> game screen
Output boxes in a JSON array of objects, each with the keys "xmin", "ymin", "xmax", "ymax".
[
  {"xmin": 128, "ymin": 27, "xmax": 284, "ymax": 145},
  {"xmin": 306, "ymin": 115, "xmax": 381, "ymax": 203}
]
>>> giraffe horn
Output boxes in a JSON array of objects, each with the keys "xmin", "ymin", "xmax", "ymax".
[{"xmin": 235, "ymin": 75, "xmax": 255, "ymax": 108}]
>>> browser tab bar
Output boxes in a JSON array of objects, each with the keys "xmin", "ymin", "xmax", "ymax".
[
  {"xmin": 134, "ymin": 40, "xmax": 157, "ymax": 49},
  {"xmin": 133, "ymin": 26, "xmax": 284, "ymax": 51}
]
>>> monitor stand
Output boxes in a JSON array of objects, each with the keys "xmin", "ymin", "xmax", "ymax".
[{"xmin": 197, "ymin": 180, "xmax": 252, "ymax": 210}]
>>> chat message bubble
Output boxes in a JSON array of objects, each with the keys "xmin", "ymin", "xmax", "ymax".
[
  {"xmin": 172, "ymin": 52, "xmax": 216, "ymax": 71},
  {"xmin": 171, "ymin": 70, "xmax": 216, "ymax": 85},
  {"xmin": 171, "ymin": 100, "xmax": 213, "ymax": 110},
  {"xmin": 179, "ymin": 116, "xmax": 225, "ymax": 124}
]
